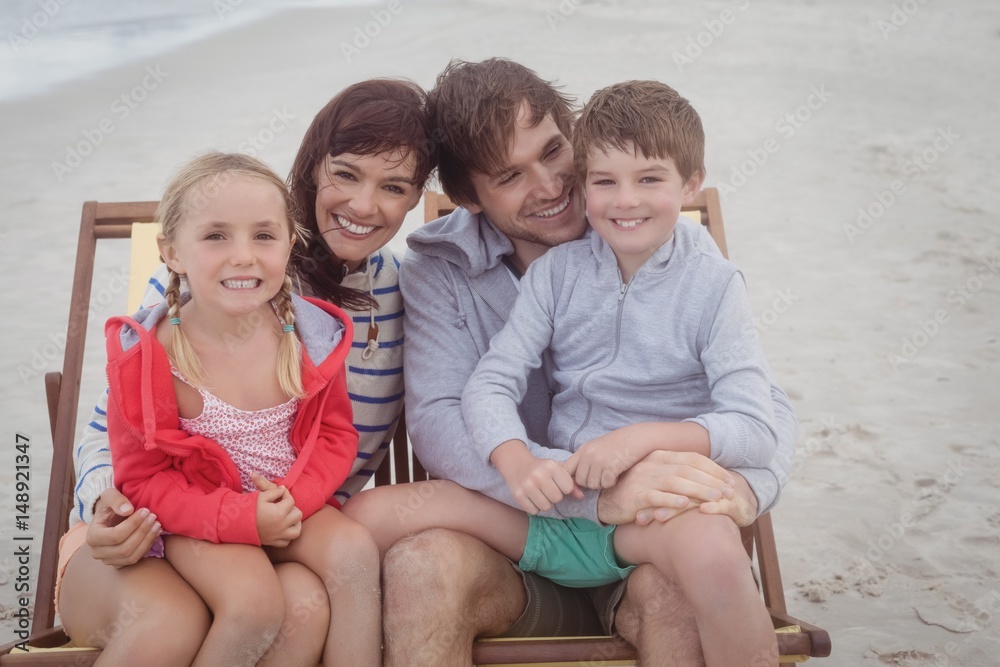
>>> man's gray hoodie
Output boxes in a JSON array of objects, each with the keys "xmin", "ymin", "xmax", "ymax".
[{"xmin": 400, "ymin": 208, "xmax": 795, "ymax": 523}]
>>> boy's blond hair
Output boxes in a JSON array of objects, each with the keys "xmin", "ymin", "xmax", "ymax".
[{"xmin": 573, "ymin": 80, "xmax": 705, "ymax": 181}]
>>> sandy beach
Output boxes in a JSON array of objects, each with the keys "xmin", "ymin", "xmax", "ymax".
[{"xmin": 1, "ymin": 0, "xmax": 998, "ymax": 663}]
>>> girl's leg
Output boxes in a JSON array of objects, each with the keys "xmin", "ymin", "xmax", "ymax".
[
  {"xmin": 342, "ymin": 480, "xmax": 530, "ymax": 560},
  {"xmin": 258, "ymin": 563, "xmax": 331, "ymax": 667},
  {"xmin": 614, "ymin": 512, "xmax": 776, "ymax": 667},
  {"xmin": 267, "ymin": 506, "xmax": 380, "ymax": 667},
  {"xmin": 59, "ymin": 543, "xmax": 210, "ymax": 667},
  {"xmin": 165, "ymin": 535, "xmax": 285, "ymax": 667}
]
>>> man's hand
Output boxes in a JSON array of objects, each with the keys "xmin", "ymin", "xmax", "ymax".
[
  {"xmin": 697, "ymin": 472, "xmax": 759, "ymax": 527},
  {"xmin": 491, "ymin": 440, "xmax": 583, "ymax": 514},
  {"xmin": 254, "ymin": 474, "xmax": 303, "ymax": 547},
  {"xmin": 597, "ymin": 450, "xmax": 735, "ymax": 526},
  {"xmin": 87, "ymin": 488, "xmax": 162, "ymax": 568}
]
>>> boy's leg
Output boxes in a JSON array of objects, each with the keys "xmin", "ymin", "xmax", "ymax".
[
  {"xmin": 59, "ymin": 542, "xmax": 210, "ymax": 666},
  {"xmin": 165, "ymin": 535, "xmax": 285, "ymax": 667},
  {"xmin": 343, "ymin": 479, "xmax": 530, "ymax": 560},
  {"xmin": 614, "ymin": 512, "xmax": 776, "ymax": 667},
  {"xmin": 268, "ymin": 505, "xmax": 380, "ymax": 667},
  {"xmin": 258, "ymin": 563, "xmax": 330, "ymax": 667}
]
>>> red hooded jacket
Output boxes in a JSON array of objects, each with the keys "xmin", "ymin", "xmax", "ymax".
[{"xmin": 106, "ymin": 296, "xmax": 357, "ymax": 546}]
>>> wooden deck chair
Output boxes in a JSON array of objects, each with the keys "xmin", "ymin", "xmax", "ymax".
[{"xmin": 0, "ymin": 192, "xmax": 830, "ymax": 665}]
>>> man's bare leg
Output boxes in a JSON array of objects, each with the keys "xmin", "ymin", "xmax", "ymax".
[
  {"xmin": 614, "ymin": 564, "xmax": 706, "ymax": 667},
  {"xmin": 382, "ymin": 528, "xmax": 526, "ymax": 667}
]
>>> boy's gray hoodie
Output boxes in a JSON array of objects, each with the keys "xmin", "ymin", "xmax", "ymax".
[
  {"xmin": 401, "ymin": 208, "xmax": 795, "ymax": 522},
  {"xmin": 462, "ymin": 218, "xmax": 778, "ymax": 473}
]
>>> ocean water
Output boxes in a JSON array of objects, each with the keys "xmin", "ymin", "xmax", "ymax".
[{"xmin": 0, "ymin": 0, "xmax": 378, "ymax": 101}]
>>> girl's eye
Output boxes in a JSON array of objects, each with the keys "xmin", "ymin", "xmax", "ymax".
[
  {"xmin": 205, "ymin": 232, "xmax": 224, "ymax": 240},
  {"xmin": 591, "ymin": 179, "xmax": 614, "ymax": 187},
  {"xmin": 255, "ymin": 232, "xmax": 276, "ymax": 240}
]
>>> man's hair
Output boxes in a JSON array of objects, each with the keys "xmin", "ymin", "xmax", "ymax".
[
  {"xmin": 427, "ymin": 58, "xmax": 574, "ymax": 207},
  {"xmin": 573, "ymin": 80, "xmax": 705, "ymax": 181}
]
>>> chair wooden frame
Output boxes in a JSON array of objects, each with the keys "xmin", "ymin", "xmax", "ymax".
[{"xmin": 1, "ymin": 190, "xmax": 830, "ymax": 665}]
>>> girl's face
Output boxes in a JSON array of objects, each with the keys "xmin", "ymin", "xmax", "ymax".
[
  {"xmin": 313, "ymin": 150, "xmax": 422, "ymax": 271},
  {"xmin": 159, "ymin": 174, "xmax": 293, "ymax": 320}
]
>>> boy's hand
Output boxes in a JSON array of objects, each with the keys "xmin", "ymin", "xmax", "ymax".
[
  {"xmin": 565, "ymin": 428, "xmax": 644, "ymax": 490},
  {"xmin": 253, "ymin": 473, "xmax": 302, "ymax": 547},
  {"xmin": 491, "ymin": 440, "xmax": 583, "ymax": 514}
]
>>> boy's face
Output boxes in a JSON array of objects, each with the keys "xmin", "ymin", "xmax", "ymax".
[
  {"xmin": 585, "ymin": 143, "xmax": 704, "ymax": 280},
  {"xmin": 466, "ymin": 101, "xmax": 587, "ymax": 259}
]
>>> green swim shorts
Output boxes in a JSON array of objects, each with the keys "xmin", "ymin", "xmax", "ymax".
[{"xmin": 518, "ymin": 515, "xmax": 636, "ymax": 588}]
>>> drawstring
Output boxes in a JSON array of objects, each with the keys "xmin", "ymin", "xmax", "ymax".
[{"xmin": 361, "ymin": 258, "xmax": 380, "ymax": 360}]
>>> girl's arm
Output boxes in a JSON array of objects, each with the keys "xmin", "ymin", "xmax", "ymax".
[{"xmin": 280, "ymin": 369, "xmax": 359, "ymax": 517}]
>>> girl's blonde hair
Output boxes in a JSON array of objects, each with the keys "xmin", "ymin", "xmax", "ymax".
[{"xmin": 157, "ymin": 152, "xmax": 308, "ymax": 398}]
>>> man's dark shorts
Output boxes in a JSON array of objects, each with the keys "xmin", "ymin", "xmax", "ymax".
[{"xmin": 503, "ymin": 566, "xmax": 627, "ymax": 637}]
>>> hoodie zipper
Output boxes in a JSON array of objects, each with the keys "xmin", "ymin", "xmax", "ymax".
[{"xmin": 566, "ymin": 275, "xmax": 631, "ymax": 450}]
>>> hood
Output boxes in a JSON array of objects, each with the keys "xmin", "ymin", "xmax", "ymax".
[{"xmin": 406, "ymin": 206, "xmax": 515, "ymax": 278}]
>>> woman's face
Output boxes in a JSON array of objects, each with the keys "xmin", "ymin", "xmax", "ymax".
[{"xmin": 313, "ymin": 150, "xmax": 421, "ymax": 271}]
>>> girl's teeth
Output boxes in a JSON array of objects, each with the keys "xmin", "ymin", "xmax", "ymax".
[
  {"xmin": 534, "ymin": 197, "xmax": 570, "ymax": 218},
  {"xmin": 337, "ymin": 215, "xmax": 377, "ymax": 235},
  {"xmin": 222, "ymin": 279, "xmax": 261, "ymax": 289}
]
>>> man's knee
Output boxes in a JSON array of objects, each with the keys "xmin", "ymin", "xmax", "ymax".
[{"xmin": 619, "ymin": 564, "xmax": 691, "ymax": 622}]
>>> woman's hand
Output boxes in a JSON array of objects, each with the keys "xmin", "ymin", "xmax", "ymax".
[
  {"xmin": 253, "ymin": 473, "xmax": 303, "ymax": 547},
  {"xmin": 86, "ymin": 488, "xmax": 162, "ymax": 568}
]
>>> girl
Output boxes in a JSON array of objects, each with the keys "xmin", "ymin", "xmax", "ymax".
[{"xmin": 105, "ymin": 152, "xmax": 380, "ymax": 667}]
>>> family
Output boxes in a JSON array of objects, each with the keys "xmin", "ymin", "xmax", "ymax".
[{"xmin": 58, "ymin": 57, "xmax": 795, "ymax": 666}]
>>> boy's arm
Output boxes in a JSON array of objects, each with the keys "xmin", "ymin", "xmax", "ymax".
[{"xmin": 684, "ymin": 272, "xmax": 778, "ymax": 468}]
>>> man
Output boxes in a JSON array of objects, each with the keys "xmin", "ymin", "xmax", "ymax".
[{"xmin": 386, "ymin": 58, "xmax": 795, "ymax": 665}]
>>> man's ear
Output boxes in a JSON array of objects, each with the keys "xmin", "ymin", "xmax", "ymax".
[
  {"xmin": 157, "ymin": 234, "xmax": 184, "ymax": 275},
  {"xmin": 682, "ymin": 169, "xmax": 706, "ymax": 204},
  {"xmin": 463, "ymin": 200, "xmax": 483, "ymax": 214}
]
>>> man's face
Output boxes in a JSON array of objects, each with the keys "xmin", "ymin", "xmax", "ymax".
[{"xmin": 466, "ymin": 102, "xmax": 587, "ymax": 260}]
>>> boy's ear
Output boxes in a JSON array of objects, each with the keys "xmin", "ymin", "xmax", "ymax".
[
  {"xmin": 157, "ymin": 234, "xmax": 184, "ymax": 275},
  {"xmin": 682, "ymin": 170, "xmax": 706, "ymax": 204}
]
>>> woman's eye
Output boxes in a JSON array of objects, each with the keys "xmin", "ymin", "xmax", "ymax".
[
  {"xmin": 335, "ymin": 170, "xmax": 357, "ymax": 181},
  {"xmin": 255, "ymin": 233, "xmax": 276, "ymax": 240},
  {"xmin": 385, "ymin": 184, "xmax": 405, "ymax": 195}
]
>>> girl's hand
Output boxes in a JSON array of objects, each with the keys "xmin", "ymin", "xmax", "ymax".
[
  {"xmin": 492, "ymin": 442, "xmax": 583, "ymax": 515},
  {"xmin": 253, "ymin": 473, "xmax": 302, "ymax": 547},
  {"xmin": 565, "ymin": 429, "xmax": 643, "ymax": 490},
  {"xmin": 87, "ymin": 488, "xmax": 162, "ymax": 568}
]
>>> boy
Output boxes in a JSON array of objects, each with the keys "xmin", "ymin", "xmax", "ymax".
[{"xmin": 457, "ymin": 80, "xmax": 781, "ymax": 665}]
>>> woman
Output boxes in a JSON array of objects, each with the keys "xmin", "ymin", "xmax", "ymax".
[{"xmin": 58, "ymin": 78, "xmax": 435, "ymax": 666}]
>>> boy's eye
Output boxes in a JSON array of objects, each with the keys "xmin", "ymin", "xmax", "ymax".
[{"xmin": 639, "ymin": 176, "xmax": 662, "ymax": 184}]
